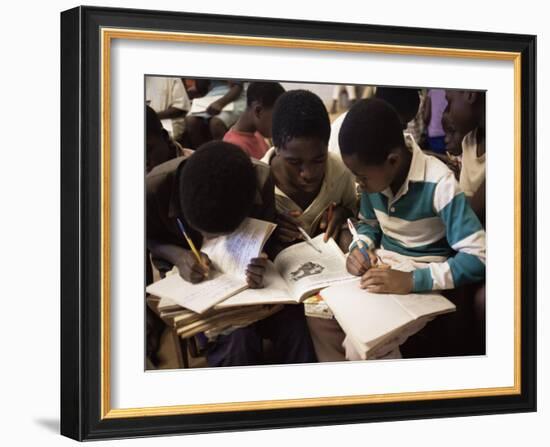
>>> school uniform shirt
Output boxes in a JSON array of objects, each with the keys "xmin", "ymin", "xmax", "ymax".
[
  {"xmin": 459, "ymin": 129, "xmax": 486, "ymax": 197},
  {"xmin": 328, "ymin": 112, "xmax": 345, "ymax": 157},
  {"xmin": 352, "ymin": 134, "xmax": 486, "ymax": 292},
  {"xmin": 223, "ymin": 128, "xmax": 269, "ymax": 159},
  {"xmin": 145, "ymin": 77, "xmax": 191, "ymax": 140},
  {"xmin": 261, "ymin": 148, "xmax": 357, "ymax": 236},
  {"xmin": 146, "ymin": 154, "xmax": 276, "ymax": 257}
]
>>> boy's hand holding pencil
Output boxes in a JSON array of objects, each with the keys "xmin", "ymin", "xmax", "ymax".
[
  {"xmin": 176, "ymin": 217, "xmax": 211, "ymax": 283},
  {"xmin": 346, "ymin": 245, "xmax": 379, "ymax": 276},
  {"xmin": 345, "ymin": 218, "xmax": 383, "ymax": 276},
  {"xmin": 176, "ymin": 250, "xmax": 212, "ymax": 284}
]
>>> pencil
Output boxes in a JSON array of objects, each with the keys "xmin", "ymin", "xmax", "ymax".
[
  {"xmin": 346, "ymin": 218, "xmax": 372, "ymax": 267},
  {"xmin": 297, "ymin": 226, "xmax": 322, "ymax": 254},
  {"xmin": 176, "ymin": 218, "xmax": 207, "ymax": 270}
]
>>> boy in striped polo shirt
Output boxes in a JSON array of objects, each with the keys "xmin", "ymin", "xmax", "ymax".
[{"xmin": 339, "ymin": 98, "xmax": 485, "ymax": 295}]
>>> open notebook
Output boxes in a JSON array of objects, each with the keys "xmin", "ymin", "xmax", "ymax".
[
  {"xmin": 154, "ymin": 232, "xmax": 355, "ymax": 313},
  {"xmin": 320, "ymin": 279, "xmax": 456, "ymax": 359},
  {"xmin": 146, "ymin": 217, "xmax": 276, "ymax": 314},
  {"xmin": 215, "ymin": 234, "xmax": 355, "ymax": 308},
  {"xmin": 189, "ymin": 95, "xmax": 234, "ymax": 114}
]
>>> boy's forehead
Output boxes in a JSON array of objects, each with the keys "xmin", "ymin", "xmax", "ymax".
[{"xmin": 280, "ymin": 136, "xmax": 327, "ymax": 155}]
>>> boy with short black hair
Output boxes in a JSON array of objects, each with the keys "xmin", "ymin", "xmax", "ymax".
[
  {"xmin": 339, "ymin": 98, "xmax": 485, "ymax": 293},
  {"xmin": 336, "ymin": 98, "xmax": 486, "ymax": 359},
  {"xmin": 329, "ymin": 87, "xmax": 421, "ymax": 155},
  {"xmin": 264, "ymin": 89, "xmax": 357, "ymax": 248},
  {"xmin": 375, "ymin": 87, "xmax": 420, "ymax": 130},
  {"xmin": 223, "ymin": 81, "xmax": 285, "ymax": 159},
  {"xmin": 146, "ymin": 141, "xmax": 316, "ymax": 366},
  {"xmin": 263, "ymin": 89, "xmax": 357, "ymax": 362}
]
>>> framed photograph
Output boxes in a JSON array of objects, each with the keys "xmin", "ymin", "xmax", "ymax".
[{"xmin": 60, "ymin": 5, "xmax": 536, "ymax": 441}]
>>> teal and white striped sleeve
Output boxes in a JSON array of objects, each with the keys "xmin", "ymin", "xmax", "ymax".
[
  {"xmin": 412, "ymin": 172, "xmax": 486, "ymax": 292},
  {"xmin": 349, "ymin": 193, "xmax": 382, "ymax": 252}
]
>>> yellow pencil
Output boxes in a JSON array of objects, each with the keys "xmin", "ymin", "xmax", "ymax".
[{"xmin": 176, "ymin": 218, "xmax": 207, "ymax": 270}]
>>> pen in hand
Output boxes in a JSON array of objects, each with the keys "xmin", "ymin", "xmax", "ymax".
[
  {"xmin": 346, "ymin": 218, "xmax": 373, "ymax": 268},
  {"xmin": 297, "ymin": 226, "xmax": 322, "ymax": 254}
]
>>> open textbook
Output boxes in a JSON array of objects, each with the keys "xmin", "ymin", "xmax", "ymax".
[
  {"xmin": 320, "ymin": 279, "xmax": 456, "ymax": 359},
  {"xmin": 146, "ymin": 217, "xmax": 276, "ymax": 314},
  {"xmin": 155, "ymin": 232, "xmax": 355, "ymax": 313},
  {"xmin": 215, "ymin": 234, "xmax": 355, "ymax": 308},
  {"xmin": 189, "ymin": 95, "xmax": 235, "ymax": 115}
]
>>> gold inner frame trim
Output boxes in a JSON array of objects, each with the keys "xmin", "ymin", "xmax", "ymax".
[{"xmin": 100, "ymin": 27, "xmax": 522, "ymax": 419}]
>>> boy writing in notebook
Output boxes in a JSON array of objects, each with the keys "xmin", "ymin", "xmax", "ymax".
[
  {"xmin": 340, "ymin": 98, "xmax": 485, "ymax": 293},
  {"xmin": 223, "ymin": 81, "xmax": 285, "ymax": 159},
  {"xmin": 146, "ymin": 141, "xmax": 316, "ymax": 366},
  {"xmin": 338, "ymin": 98, "xmax": 486, "ymax": 358}
]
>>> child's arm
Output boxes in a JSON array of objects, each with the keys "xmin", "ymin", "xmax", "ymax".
[
  {"xmin": 206, "ymin": 81, "xmax": 244, "ymax": 116},
  {"xmin": 320, "ymin": 168, "xmax": 359, "ymax": 241},
  {"xmin": 346, "ymin": 193, "xmax": 382, "ymax": 277},
  {"xmin": 156, "ymin": 79, "xmax": 189, "ymax": 120},
  {"xmin": 469, "ymin": 179, "xmax": 486, "ymax": 225},
  {"xmin": 147, "ymin": 239, "xmax": 211, "ymax": 283},
  {"xmin": 412, "ymin": 172, "xmax": 486, "ymax": 292},
  {"xmin": 349, "ymin": 193, "xmax": 382, "ymax": 252}
]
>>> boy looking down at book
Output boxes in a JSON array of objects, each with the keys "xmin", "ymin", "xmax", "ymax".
[
  {"xmin": 146, "ymin": 141, "xmax": 273, "ymax": 287},
  {"xmin": 223, "ymin": 81, "xmax": 285, "ymax": 159},
  {"xmin": 146, "ymin": 141, "xmax": 316, "ymax": 366},
  {"xmin": 261, "ymin": 89, "xmax": 357, "ymax": 361},
  {"xmin": 339, "ymin": 98, "xmax": 486, "ymax": 295},
  {"xmin": 263, "ymin": 89, "xmax": 357, "ymax": 250}
]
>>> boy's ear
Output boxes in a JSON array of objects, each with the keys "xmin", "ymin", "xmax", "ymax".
[{"xmin": 387, "ymin": 151, "xmax": 400, "ymax": 166}]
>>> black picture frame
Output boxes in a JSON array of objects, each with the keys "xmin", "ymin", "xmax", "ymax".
[{"xmin": 61, "ymin": 5, "xmax": 536, "ymax": 441}]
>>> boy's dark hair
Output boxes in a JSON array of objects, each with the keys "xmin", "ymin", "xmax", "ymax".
[
  {"xmin": 179, "ymin": 141, "xmax": 257, "ymax": 233},
  {"xmin": 375, "ymin": 87, "xmax": 420, "ymax": 126},
  {"xmin": 339, "ymin": 98, "xmax": 405, "ymax": 165},
  {"xmin": 146, "ymin": 105, "xmax": 163, "ymax": 137},
  {"xmin": 246, "ymin": 82, "xmax": 285, "ymax": 108},
  {"xmin": 272, "ymin": 89, "xmax": 331, "ymax": 148}
]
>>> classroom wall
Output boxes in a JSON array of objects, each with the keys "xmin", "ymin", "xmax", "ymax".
[
  {"xmin": 280, "ymin": 83, "xmax": 336, "ymax": 104},
  {"xmin": 1, "ymin": 1, "xmax": 546, "ymax": 446}
]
